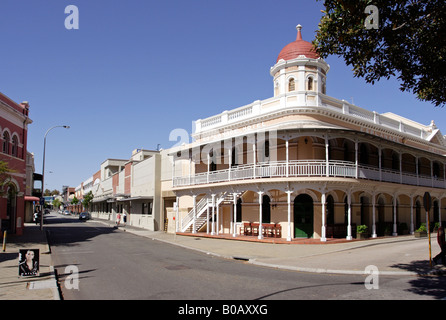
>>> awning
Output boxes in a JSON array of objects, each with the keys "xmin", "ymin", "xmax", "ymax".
[
  {"xmin": 118, "ymin": 196, "xmax": 153, "ymax": 202},
  {"xmin": 25, "ymin": 196, "xmax": 40, "ymax": 202}
]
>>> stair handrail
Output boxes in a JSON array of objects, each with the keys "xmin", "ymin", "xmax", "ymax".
[{"xmin": 180, "ymin": 197, "xmax": 209, "ymax": 232}]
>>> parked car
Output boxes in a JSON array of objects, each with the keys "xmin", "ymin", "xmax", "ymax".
[{"xmin": 79, "ymin": 212, "xmax": 91, "ymax": 221}]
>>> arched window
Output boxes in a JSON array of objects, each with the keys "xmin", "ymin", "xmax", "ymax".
[
  {"xmin": 434, "ymin": 200, "xmax": 439, "ymax": 224},
  {"xmin": 326, "ymin": 195, "xmax": 335, "ymax": 226},
  {"xmin": 264, "ymin": 140, "xmax": 270, "ymax": 158},
  {"xmin": 11, "ymin": 135, "xmax": 18, "ymax": 157},
  {"xmin": 359, "ymin": 143, "xmax": 369, "ymax": 165},
  {"xmin": 433, "ymin": 162, "xmax": 440, "ymax": 178},
  {"xmin": 343, "ymin": 141, "xmax": 350, "ymax": 162},
  {"xmin": 392, "ymin": 152, "xmax": 400, "ymax": 171},
  {"xmin": 262, "ymin": 195, "xmax": 271, "ymax": 223},
  {"xmin": 288, "ymin": 78, "xmax": 295, "ymax": 92},
  {"xmin": 360, "ymin": 196, "xmax": 369, "ymax": 226},
  {"xmin": 307, "ymin": 76, "xmax": 313, "ymax": 91},
  {"xmin": 415, "ymin": 200, "xmax": 421, "ymax": 230},
  {"xmin": 2, "ymin": 131, "xmax": 10, "ymax": 154},
  {"xmin": 242, "ymin": 136, "xmax": 248, "ymax": 165},
  {"xmin": 377, "ymin": 198, "xmax": 385, "ymax": 236},
  {"xmin": 209, "ymin": 149, "xmax": 216, "ymax": 172},
  {"xmin": 231, "ymin": 146, "xmax": 238, "ymax": 167},
  {"xmin": 236, "ymin": 198, "xmax": 242, "ymax": 223}
]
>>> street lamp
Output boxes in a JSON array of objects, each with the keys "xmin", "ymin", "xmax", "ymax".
[{"xmin": 40, "ymin": 125, "xmax": 70, "ymax": 230}]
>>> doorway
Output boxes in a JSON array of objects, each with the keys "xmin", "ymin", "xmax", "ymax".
[
  {"xmin": 294, "ymin": 194, "xmax": 313, "ymax": 238},
  {"xmin": 4, "ymin": 185, "xmax": 17, "ymax": 233}
]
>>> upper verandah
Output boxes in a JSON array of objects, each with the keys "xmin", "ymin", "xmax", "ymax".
[
  {"xmin": 192, "ymin": 90, "xmax": 446, "ymax": 151},
  {"xmin": 188, "ymin": 25, "xmax": 445, "ymax": 154}
]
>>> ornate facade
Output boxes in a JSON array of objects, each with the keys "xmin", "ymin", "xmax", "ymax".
[
  {"xmin": 0, "ymin": 92, "xmax": 32, "ymax": 235},
  {"xmin": 170, "ymin": 26, "xmax": 446, "ymax": 241}
]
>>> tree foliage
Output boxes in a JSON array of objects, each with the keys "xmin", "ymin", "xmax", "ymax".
[
  {"xmin": 52, "ymin": 198, "xmax": 62, "ymax": 209},
  {"xmin": 82, "ymin": 191, "xmax": 94, "ymax": 210},
  {"xmin": 0, "ymin": 160, "xmax": 15, "ymax": 196},
  {"xmin": 71, "ymin": 196, "xmax": 79, "ymax": 205},
  {"xmin": 314, "ymin": 0, "xmax": 446, "ymax": 107},
  {"xmin": 44, "ymin": 189, "xmax": 61, "ymax": 196}
]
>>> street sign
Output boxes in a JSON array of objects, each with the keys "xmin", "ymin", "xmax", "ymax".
[
  {"xmin": 39, "ymin": 197, "xmax": 45, "ymax": 206},
  {"xmin": 423, "ymin": 192, "xmax": 431, "ymax": 212}
]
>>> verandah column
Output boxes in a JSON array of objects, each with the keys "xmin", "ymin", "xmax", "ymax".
[
  {"xmin": 392, "ymin": 196, "xmax": 398, "ymax": 236},
  {"xmin": 378, "ymin": 147, "xmax": 382, "ymax": 181},
  {"xmin": 192, "ymin": 194, "xmax": 197, "ymax": 234},
  {"xmin": 258, "ymin": 191, "xmax": 264, "ymax": 240},
  {"xmin": 228, "ymin": 147, "xmax": 232, "ymax": 181},
  {"xmin": 253, "ymin": 143, "xmax": 256, "ymax": 179},
  {"xmin": 207, "ymin": 153, "xmax": 210, "ymax": 184},
  {"xmin": 346, "ymin": 192, "xmax": 352, "ymax": 240},
  {"xmin": 216, "ymin": 196, "xmax": 220, "ymax": 235},
  {"xmin": 355, "ymin": 141, "xmax": 359, "ymax": 179},
  {"xmin": 286, "ymin": 190, "xmax": 292, "ymax": 241},
  {"xmin": 175, "ymin": 196, "xmax": 179, "ymax": 232},
  {"xmin": 211, "ymin": 194, "xmax": 216, "ymax": 235},
  {"xmin": 286, "ymin": 139, "xmax": 289, "ymax": 177},
  {"xmin": 321, "ymin": 192, "xmax": 327, "ymax": 242},
  {"xmin": 325, "ymin": 136, "xmax": 329, "ymax": 177},
  {"xmin": 206, "ymin": 198, "xmax": 210, "ymax": 235},
  {"xmin": 372, "ymin": 195, "xmax": 377, "ymax": 238},
  {"xmin": 232, "ymin": 193, "xmax": 237, "ymax": 237},
  {"xmin": 410, "ymin": 195, "xmax": 414, "ymax": 234}
]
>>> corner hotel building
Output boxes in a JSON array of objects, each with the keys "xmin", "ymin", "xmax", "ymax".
[{"xmin": 169, "ymin": 25, "xmax": 446, "ymax": 241}]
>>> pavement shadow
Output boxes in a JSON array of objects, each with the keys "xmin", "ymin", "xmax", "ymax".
[
  {"xmin": 390, "ymin": 260, "xmax": 446, "ymax": 300},
  {"xmin": 45, "ymin": 217, "xmax": 118, "ymax": 249},
  {"xmin": 406, "ymin": 275, "xmax": 446, "ymax": 300},
  {"xmin": 55, "ymin": 265, "xmax": 97, "ymax": 282},
  {"xmin": 0, "ymin": 252, "xmax": 18, "ymax": 263},
  {"xmin": 389, "ymin": 260, "xmax": 432, "ymax": 275}
]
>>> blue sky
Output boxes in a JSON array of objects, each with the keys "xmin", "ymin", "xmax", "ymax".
[{"xmin": 1, "ymin": 0, "xmax": 444, "ymax": 192}]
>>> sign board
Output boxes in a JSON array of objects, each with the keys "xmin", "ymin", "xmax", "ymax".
[
  {"xmin": 18, "ymin": 249, "xmax": 40, "ymax": 277},
  {"xmin": 39, "ymin": 197, "xmax": 45, "ymax": 206},
  {"xmin": 423, "ymin": 192, "xmax": 431, "ymax": 212}
]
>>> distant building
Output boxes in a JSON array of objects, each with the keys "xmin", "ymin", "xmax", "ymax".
[
  {"xmin": 89, "ymin": 149, "xmax": 167, "ymax": 230},
  {"xmin": 61, "ymin": 186, "xmax": 75, "ymax": 209}
]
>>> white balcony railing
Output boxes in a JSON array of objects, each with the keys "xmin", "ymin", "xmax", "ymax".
[
  {"xmin": 193, "ymin": 92, "xmax": 429, "ymax": 141},
  {"xmin": 172, "ymin": 160, "xmax": 446, "ymax": 189}
]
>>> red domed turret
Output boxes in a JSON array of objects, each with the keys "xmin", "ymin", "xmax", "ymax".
[{"xmin": 276, "ymin": 25, "xmax": 319, "ymax": 62}]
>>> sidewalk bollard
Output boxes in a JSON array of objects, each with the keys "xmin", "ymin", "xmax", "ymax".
[{"xmin": 2, "ymin": 231, "xmax": 6, "ymax": 252}]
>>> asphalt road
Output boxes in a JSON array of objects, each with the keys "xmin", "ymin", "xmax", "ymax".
[{"xmin": 45, "ymin": 213, "xmax": 445, "ymax": 302}]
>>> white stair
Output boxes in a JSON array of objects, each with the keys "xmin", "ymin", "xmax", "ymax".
[{"xmin": 180, "ymin": 192, "xmax": 235, "ymax": 233}]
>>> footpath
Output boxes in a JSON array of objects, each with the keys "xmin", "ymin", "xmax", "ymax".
[
  {"xmin": 0, "ymin": 223, "xmax": 60, "ymax": 300},
  {"xmin": 113, "ymin": 222, "xmax": 446, "ymax": 276},
  {"xmin": 1, "ymin": 219, "xmax": 445, "ymax": 300}
]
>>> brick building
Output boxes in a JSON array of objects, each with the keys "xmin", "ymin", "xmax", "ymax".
[{"xmin": 0, "ymin": 92, "xmax": 33, "ymax": 235}]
